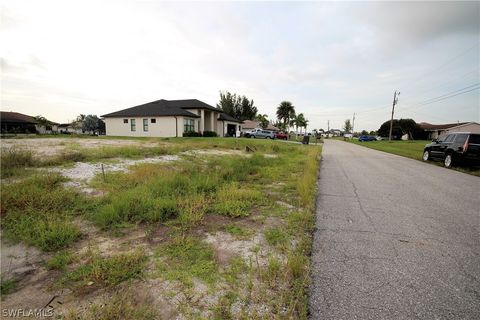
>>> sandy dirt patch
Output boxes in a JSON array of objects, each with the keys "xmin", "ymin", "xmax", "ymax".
[
  {"xmin": 51, "ymin": 155, "xmax": 179, "ymax": 194},
  {"xmin": 0, "ymin": 138, "xmax": 161, "ymax": 158},
  {"xmin": 204, "ymin": 231, "xmax": 269, "ymax": 266}
]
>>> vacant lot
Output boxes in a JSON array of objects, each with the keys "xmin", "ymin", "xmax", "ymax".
[
  {"xmin": 344, "ymin": 139, "xmax": 480, "ymax": 176},
  {"xmin": 1, "ymin": 136, "xmax": 321, "ymax": 319}
]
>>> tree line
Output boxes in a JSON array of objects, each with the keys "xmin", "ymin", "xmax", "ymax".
[{"xmin": 217, "ymin": 90, "xmax": 309, "ymax": 133}]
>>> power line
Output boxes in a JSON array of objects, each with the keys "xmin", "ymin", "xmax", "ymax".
[
  {"xmin": 402, "ymin": 42, "xmax": 480, "ymax": 91},
  {"xmin": 417, "ymin": 86, "xmax": 479, "ymax": 107},
  {"xmin": 400, "ymin": 67, "xmax": 479, "ymax": 104},
  {"xmin": 402, "ymin": 83, "xmax": 480, "ymax": 111},
  {"xmin": 417, "ymin": 83, "xmax": 480, "ymax": 105}
]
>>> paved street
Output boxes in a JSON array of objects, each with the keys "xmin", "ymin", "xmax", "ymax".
[{"xmin": 310, "ymin": 140, "xmax": 480, "ymax": 319}]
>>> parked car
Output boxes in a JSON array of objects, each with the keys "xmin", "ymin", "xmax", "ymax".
[
  {"xmin": 422, "ymin": 132, "xmax": 480, "ymax": 168},
  {"xmin": 275, "ymin": 132, "xmax": 288, "ymax": 140},
  {"xmin": 244, "ymin": 128, "xmax": 275, "ymax": 139},
  {"xmin": 358, "ymin": 135, "xmax": 377, "ymax": 142}
]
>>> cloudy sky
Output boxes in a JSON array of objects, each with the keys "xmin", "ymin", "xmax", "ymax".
[{"xmin": 1, "ymin": 1, "xmax": 479, "ymax": 131}]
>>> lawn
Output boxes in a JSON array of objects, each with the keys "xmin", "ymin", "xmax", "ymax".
[
  {"xmin": 347, "ymin": 139, "xmax": 429, "ymax": 160},
  {"xmin": 1, "ymin": 136, "xmax": 321, "ymax": 319},
  {"xmin": 344, "ymin": 138, "xmax": 480, "ymax": 176}
]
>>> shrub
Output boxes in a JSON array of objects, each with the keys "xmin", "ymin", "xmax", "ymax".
[
  {"xmin": 183, "ymin": 131, "xmax": 202, "ymax": 137},
  {"xmin": 202, "ymin": 131, "xmax": 218, "ymax": 137}
]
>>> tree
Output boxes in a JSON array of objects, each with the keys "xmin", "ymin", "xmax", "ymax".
[
  {"xmin": 217, "ymin": 91, "xmax": 257, "ymax": 121},
  {"xmin": 295, "ymin": 113, "xmax": 307, "ymax": 134},
  {"xmin": 276, "ymin": 101, "xmax": 295, "ymax": 129},
  {"xmin": 33, "ymin": 115, "xmax": 53, "ymax": 130},
  {"xmin": 343, "ymin": 119, "xmax": 352, "ymax": 133},
  {"xmin": 82, "ymin": 114, "xmax": 103, "ymax": 134},
  {"xmin": 377, "ymin": 118, "xmax": 423, "ymax": 140},
  {"xmin": 72, "ymin": 114, "xmax": 86, "ymax": 131},
  {"xmin": 361, "ymin": 130, "xmax": 368, "ymax": 135},
  {"xmin": 256, "ymin": 114, "xmax": 269, "ymax": 129}
]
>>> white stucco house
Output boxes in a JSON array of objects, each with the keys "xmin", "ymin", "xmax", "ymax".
[{"xmin": 101, "ymin": 99, "xmax": 242, "ymax": 137}]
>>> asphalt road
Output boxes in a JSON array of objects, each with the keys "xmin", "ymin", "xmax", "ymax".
[{"xmin": 310, "ymin": 140, "xmax": 480, "ymax": 320}]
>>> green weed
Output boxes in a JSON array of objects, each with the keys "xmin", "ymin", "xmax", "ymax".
[
  {"xmin": 0, "ymin": 277, "xmax": 17, "ymax": 296},
  {"xmin": 1, "ymin": 174, "xmax": 83, "ymax": 251},
  {"xmin": 1, "ymin": 148, "xmax": 34, "ymax": 178},
  {"xmin": 46, "ymin": 251, "xmax": 75, "ymax": 270},
  {"xmin": 264, "ymin": 227, "xmax": 289, "ymax": 247},
  {"xmin": 63, "ymin": 289, "xmax": 157, "ymax": 320},
  {"xmin": 156, "ymin": 236, "xmax": 217, "ymax": 287},
  {"xmin": 62, "ymin": 249, "xmax": 147, "ymax": 288}
]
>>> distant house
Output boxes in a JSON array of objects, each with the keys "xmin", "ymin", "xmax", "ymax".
[
  {"xmin": 101, "ymin": 99, "xmax": 242, "ymax": 137},
  {"xmin": 58, "ymin": 123, "xmax": 83, "ymax": 134},
  {"xmin": 241, "ymin": 120, "xmax": 280, "ymax": 133},
  {"xmin": 444, "ymin": 122, "xmax": 480, "ymax": 135},
  {"xmin": 419, "ymin": 122, "xmax": 470, "ymax": 139},
  {"xmin": 0, "ymin": 111, "xmax": 58, "ymax": 134}
]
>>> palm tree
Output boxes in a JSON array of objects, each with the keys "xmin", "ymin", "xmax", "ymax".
[
  {"xmin": 255, "ymin": 114, "xmax": 269, "ymax": 129},
  {"xmin": 296, "ymin": 113, "xmax": 306, "ymax": 134},
  {"xmin": 276, "ymin": 101, "xmax": 295, "ymax": 130},
  {"xmin": 289, "ymin": 115, "xmax": 298, "ymax": 133}
]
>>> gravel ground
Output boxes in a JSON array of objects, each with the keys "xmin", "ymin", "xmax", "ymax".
[{"xmin": 310, "ymin": 140, "xmax": 480, "ymax": 320}]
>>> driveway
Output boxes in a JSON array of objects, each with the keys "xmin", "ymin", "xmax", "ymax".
[{"xmin": 310, "ymin": 140, "xmax": 480, "ymax": 319}]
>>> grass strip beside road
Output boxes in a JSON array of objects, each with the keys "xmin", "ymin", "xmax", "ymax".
[{"xmin": 343, "ymin": 138, "xmax": 480, "ymax": 176}]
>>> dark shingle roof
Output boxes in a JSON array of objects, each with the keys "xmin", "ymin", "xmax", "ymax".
[
  {"xmin": 101, "ymin": 99, "xmax": 225, "ymax": 118},
  {"xmin": 218, "ymin": 112, "xmax": 243, "ymax": 123},
  {"xmin": 418, "ymin": 122, "xmax": 468, "ymax": 131},
  {"xmin": 0, "ymin": 111, "xmax": 37, "ymax": 124}
]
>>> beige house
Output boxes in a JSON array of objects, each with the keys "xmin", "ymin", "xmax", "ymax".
[
  {"xmin": 419, "ymin": 122, "xmax": 480, "ymax": 139},
  {"xmin": 102, "ymin": 99, "xmax": 242, "ymax": 137},
  {"xmin": 444, "ymin": 122, "xmax": 480, "ymax": 135}
]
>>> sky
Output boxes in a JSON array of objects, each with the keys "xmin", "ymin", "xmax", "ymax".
[{"xmin": 1, "ymin": 0, "xmax": 479, "ymax": 131}]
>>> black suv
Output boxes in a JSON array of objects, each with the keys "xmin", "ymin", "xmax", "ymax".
[{"xmin": 423, "ymin": 132, "xmax": 480, "ymax": 168}]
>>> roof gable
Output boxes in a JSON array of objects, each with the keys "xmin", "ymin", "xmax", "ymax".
[{"xmin": 101, "ymin": 99, "xmax": 202, "ymax": 118}]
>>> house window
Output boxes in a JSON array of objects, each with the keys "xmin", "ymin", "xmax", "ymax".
[
  {"xmin": 123, "ymin": 119, "xmax": 128, "ymax": 124},
  {"xmin": 184, "ymin": 119, "xmax": 195, "ymax": 132},
  {"xmin": 151, "ymin": 118, "xmax": 156, "ymax": 123},
  {"xmin": 130, "ymin": 119, "xmax": 136, "ymax": 131},
  {"xmin": 143, "ymin": 119, "xmax": 148, "ymax": 132}
]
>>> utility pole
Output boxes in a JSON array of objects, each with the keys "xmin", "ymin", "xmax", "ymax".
[
  {"xmin": 388, "ymin": 91, "xmax": 400, "ymax": 141},
  {"xmin": 352, "ymin": 113, "xmax": 356, "ymax": 135},
  {"xmin": 327, "ymin": 120, "xmax": 330, "ymax": 132}
]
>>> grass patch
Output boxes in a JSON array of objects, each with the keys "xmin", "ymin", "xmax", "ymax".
[
  {"xmin": 0, "ymin": 277, "xmax": 17, "ymax": 296},
  {"xmin": 224, "ymin": 224, "xmax": 252, "ymax": 239},
  {"xmin": 1, "ymin": 148, "xmax": 35, "ymax": 178},
  {"xmin": 156, "ymin": 236, "xmax": 217, "ymax": 287},
  {"xmin": 46, "ymin": 251, "xmax": 75, "ymax": 270},
  {"xmin": 1, "ymin": 174, "xmax": 83, "ymax": 251},
  {"xmin": 264, "ymin": 227, "xmax": 289, "ymax": 247},
  {"xmin": 62, "ymin": 249, "xmax": 147, "ymax": 289},
  {"xmin": 347, "ymin": 139, "xmax": 428, "ymax": 160},
  {"xmin": 64, "ymin": 289, "xmax": 157, "ymax": 320},
  {"xmin": 211, "ymin": 182, "xmax": 262, "ymax": 217}
]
